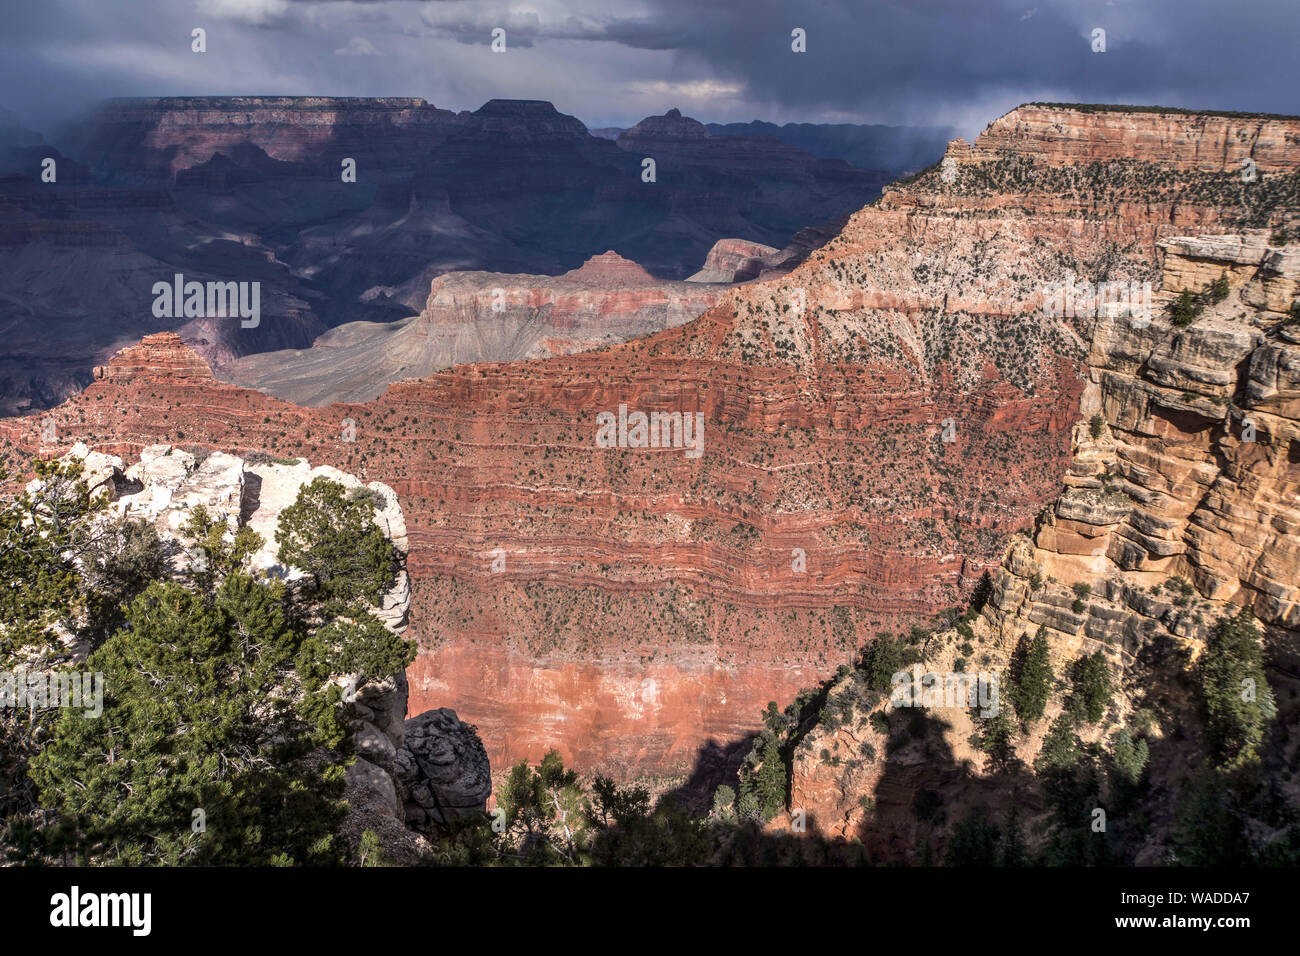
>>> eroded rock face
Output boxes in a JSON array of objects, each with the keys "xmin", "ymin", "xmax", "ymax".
[
  {"xmin": 7, "ymin": 103, "xmax": 1298, "ymax": 779},
  {"xmin": 616, "ymin": 108, "xmax": 894, "ymax": 190},
  {"xmin": 52, "ymin": 441, "xmax": 413, "ymax": 618},
  {"xmin": 4, "ymin": 96, "xmax": 893, "ymax": 415},
  {"xmin": 986, "ymin": 235, "xmax": 1300, "ymax": 646},
  {"xmin": 395, "ymin": 709, "xmax": 493, "ymax": 830},
  {"xmin": 787, "ymin": 234, "xmax": 1300, "ymax": 847},
  {"xmin": 345, "ymin": 673, "xmax": 490, "ymax": 863},
  {"xmin": 970, "ymin": 104, "xmax": 1300, "ymax": 172},
  {"xmin": 218, "ymin": 229, "xmax": 852, "ymax": 407},
  {"xmin": 220, "ymin": 251, "xmax": 727, "ymax": 405},
  {"xmin": 67, "ymin": 96, "xmax": 454, "ymax": 181},
  {"xmin": 92, "ymin": 332, "xmax": 218, "ymax": 385},
  {"xmin": 0, "ymin": 179, "xmax": 323, "ymax": 417},
  {"xmin": 688, "ymin": 239, "xmax": 781, "ymax": 283}
]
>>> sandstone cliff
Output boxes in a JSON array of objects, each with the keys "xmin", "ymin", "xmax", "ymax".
[
  {"xmin": 784, "ymin": 232, "xmax": 1299, "ymax": 857},
  {"xmin": 688, "ymin": 239, "xmax": 781, "ymax": 283}
]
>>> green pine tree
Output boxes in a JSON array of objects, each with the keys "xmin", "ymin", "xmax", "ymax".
[
  {"xmin": 275, "ymin": 478, "xmax": 399, "ymax": 609},
  {"xmin": 1198, "ymin": 607, "xmax": 1276, "ymax": 769},
  {"xmin": 1070, "ymin": 652, "xmax": 1113, "ymax": 724},
  {"xmin": 1011, "ymin": 628, "xmax": 1054, "ymax": 724},
  {"xmin": 1035, "ymin": 713, "xmax": 1081, "ymax": 776}
]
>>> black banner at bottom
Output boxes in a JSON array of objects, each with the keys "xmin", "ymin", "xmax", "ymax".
[{"xmin": 0, "ymin": 865, "xmax": 1284, "ymax": 943}]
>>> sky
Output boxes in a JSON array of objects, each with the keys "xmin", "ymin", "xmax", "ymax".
[{"xmin": 1, "ymin": 0, "xmax": 1297, "ymax": 140}]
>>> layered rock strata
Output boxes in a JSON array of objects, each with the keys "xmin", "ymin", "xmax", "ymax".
[
  {"xmin": 6, "ymin": 104, "xmax": 1298, "ymax": 779},
  {"xmin": 787, "ymin": 233, "xmax": 1300, "ymax": 849},
  {"xmin": 4, "ymin": 97, "xmax": 896, "ymax": 412},
  {"xmin": 220, "ymin": 251, "xmax": 726, "ymax": 405}
]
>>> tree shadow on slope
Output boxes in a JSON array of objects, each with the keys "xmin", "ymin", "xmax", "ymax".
[{"xmin": 664, "ymin": 735, "xmax": 756, "ymax": 817}]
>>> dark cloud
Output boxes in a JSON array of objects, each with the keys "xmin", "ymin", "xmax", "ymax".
[{"xmin": 1, "ymin": 0, "xmax": 1295, "ymax": 138}]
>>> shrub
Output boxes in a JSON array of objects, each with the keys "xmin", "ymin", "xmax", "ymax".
[
  {"xmin": 276, "ymin": 477, "xmax": 398, "ymax": 608},
  {"xmin": 29, "ymin": 571, "xmax": 411, "ymax": 865},
  {"xmin": 858, "ymin": 635, "xmax": 906, "ymax": 693},
  {"xmin": 1169, "ymin": 289, "xmax": 1203, "ymax": 327},
  {"xmin": 1209, "ymin": 272, "xmax": 1230, "ymax": 303}
]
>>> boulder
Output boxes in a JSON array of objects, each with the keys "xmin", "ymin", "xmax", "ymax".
[{"xmin": 395, "ymin": 708, "xmax": 492, "ymax": 829}]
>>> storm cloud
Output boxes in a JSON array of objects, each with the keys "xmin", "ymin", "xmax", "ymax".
[{"xmin": 1, "ymin": 0, "xmax": 1296, "ymax": 138}]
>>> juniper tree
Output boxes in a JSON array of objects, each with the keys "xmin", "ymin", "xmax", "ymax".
[
  {"xmin": 30, "ymin": 576, "xmax": 350, "ymax": 865},
  {"xmin": 0, "ymin": 459, "xmax": 101, "ymax": 660},
  {"xmin": 275, "ymin": 478, "xmax": 398, "ymax": 610},
  {"xmin": 75, "ymin": 515, "xmax": 171, "ymax": 648},
  {"xmin": 858, "ymin": 634, "xmax": 907, "ymax": 692},
  {"xmin": 1, "ymin": 460, "xmax": 105, "ymax": 856},
  {"xmin": 496, "ymin": 750, "xmax": 588, "ymax": 863},
  {"xmin": 21, "ymin": 470, "xmax": 415, "ymax": 865}
]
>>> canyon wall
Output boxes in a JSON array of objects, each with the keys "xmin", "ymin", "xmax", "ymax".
[
  {"xmin": 984, "ymin": 234, "xmax": 1299, "ymax": 650},
  {"xmin": 787, "ymin": 234, "xmax": 1299, "ymax": 849},
  {"xmin": 62, "ymin": 96, "xmax": 457, "ymax": 181},
  {"xmin": 5, "ymin": 104, "xmax": 1297, "ymax": 780},
  {"xmin": 973, "ymin": 104, "xmax": 1300, "ymax": 171}
]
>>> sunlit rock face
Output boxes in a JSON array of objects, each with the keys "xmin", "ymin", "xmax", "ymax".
[
  {"xmin": 788, "ymin": 232, "xmax": 1300, "ymax": 848},
  {"xmin": 218, "ymin": 251, "xmax": 728, "ymax": 406},
  {"xmin": 986, "ymin": 233, "xmax": 1300, "ymax": 644},
  {"xmin": 36, "ymin": 438, "xmax": 410, "ymax": 629}
]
